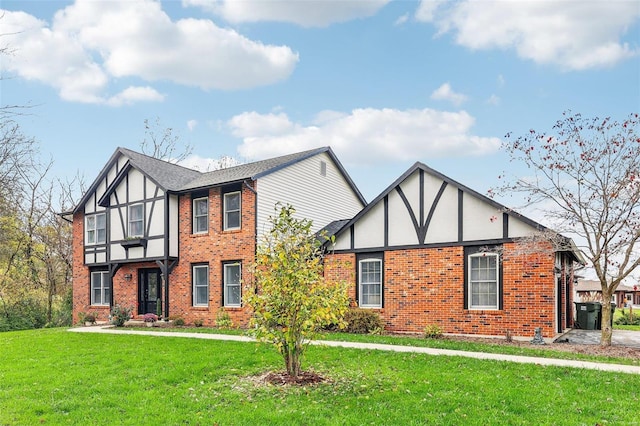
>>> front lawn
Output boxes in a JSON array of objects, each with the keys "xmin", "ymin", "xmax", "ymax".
[{"xmin": 1, "ymin": 328, "xmax": 638, "ymax": 425}]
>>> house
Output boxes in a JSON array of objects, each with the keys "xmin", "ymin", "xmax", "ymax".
[
  {"xmin": 576, "ymin": 279, "xmax": 640, "ymax": 307},
  {"xmin": 69, "ymin": 146, "xmax": 365, "ymax": 326},
  {"xmin": 323, "ymin": 162, "xmax": 583, "ymax": 339}
]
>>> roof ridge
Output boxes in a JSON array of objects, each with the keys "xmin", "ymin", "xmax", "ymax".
[{"xmin": 118, "ymin": 146, "xmax": 202, "ymax": 174}]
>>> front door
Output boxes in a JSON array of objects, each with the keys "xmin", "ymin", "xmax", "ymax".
[{"xmin": 138, "ymin": 269, "xmax": 161, "ymax": 315}]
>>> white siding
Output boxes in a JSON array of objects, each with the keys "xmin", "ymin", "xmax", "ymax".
[
  {"xmin": 425, "ymin": 184, "xmax": 458, "ymax": 244},
  {"xmin": 146, "ymin": 239, "xmax": 164, "ymax": 258},
  {"xmin": 398, "ymin": 172, "xmax": 420, "ymax": 217},
  {"xmin": 508, "ymin": 216, "xmax": 538, "ymax": 238},
  {"xmin": 333, "ymin": 228, "xmax": 351, "ymax": 250},
  {"xmin": 169, "ymin": 195, "xmax": 178, "ymax": 257},
  {"xmin": 128, "ymin": 169, "xmax": 145, "ymax": 202},
  {"xmin": 354, "ymin": 201, "xmax": 385, "ymax": 248},
  {"xmin": 256, "ymin": 152, "xmax": 364, "ymax": 238},
  {"xmin": 388, "ymin": 189, "xmax": 419, "ymax": 246},
  {"xmin": 462, "ymin": 193, "xmax": 503, "ymax": 241},
  {"xmin": 148, "ymin": 198, "xmax": 164, "ymax": 235}
]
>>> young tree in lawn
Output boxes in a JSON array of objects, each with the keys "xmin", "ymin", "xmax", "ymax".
[
  {"xmin": 244, "ymin": 204, "xmax": 349, "ymax": 378},
  {"xmin": 496, "ymin": 112, "xmax": 640, "ymax": 346}
]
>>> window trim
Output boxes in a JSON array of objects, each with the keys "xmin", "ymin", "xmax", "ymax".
[
  {"xmin": 223, "ymin": 261, "xmax": 242, "ymax": 307},
  {"xmin": 467, "ymin": 252, "xmax": 500, "ymax": 310},
  {"xmin": 128, "ymin": 203, "xmax": 144, "ymax": 238},
  {"xmin": 90, "ymin": 270, "xmax": 110, "ymax": 306},
  {"xmin": 192, "ymin": 196, "xmax": 209, "ymax": 234},
  {"xmin": 86, "ymin": 212, "xmax": 106, "ymax": 245},
  {"xmin": 192, "ymin": 264, "xmax": 209, "ymax": 307},
  {"xmin": 223, "ymin": 191, "xmax": 241, "ymax": 231},
  {"xmin": 358, "ymin": 257, "xmax": 383, "ymax": 309}
]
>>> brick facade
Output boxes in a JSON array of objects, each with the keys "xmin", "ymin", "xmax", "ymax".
[
  {"xmin": 325, "ymin": 242, "xmax": 562, "ymax": 338},
  {"xmin": 72, "ymin": 183, "xmax": 257, "ymax": 327}
]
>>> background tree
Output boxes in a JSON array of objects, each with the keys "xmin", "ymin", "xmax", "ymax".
[
  {"xmin": 496, "ymin": 111, "xmax": 640, "ymax": 346},
  {"xmin": 140, "ymin": 117, "xmax": 193, "ymax": 163},
  {"xmin": 244, "ymin": 204, "xmax": 349, "ymax": 378}
]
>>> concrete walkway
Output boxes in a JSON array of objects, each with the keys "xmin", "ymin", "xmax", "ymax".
[
  {"xmin": 69, "ymin": 326, "xmax": 640, "ymax": 375},
  {"xmin": 555, "ymin": 329, "xmax": 640, "ymax": 349}
]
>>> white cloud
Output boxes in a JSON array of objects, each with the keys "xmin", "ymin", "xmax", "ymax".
[
  {"xmin": 430, "ymin": 83, "xmax": 468, "ymax": 106},
  {"xmin": 106, "ymin": 86, "xmax": 165, "ymax": 106},
  {"xmin": 0, "ymin": 0, "xmax": 298, "ymax": 104},
  {"xmin": 394, "ymin": 13, "xmax": 409, "ymax": 26},
  {"xmin": 497, "ymin": 74, "xmax": 505, "ymax": 87},
  {"xmin": 187, "ymin": 120, "xmax": 198, "ymax": 131},
  {"xmin": 231, "ymin": 108, "xmax": 500, "ymax": 165},
  {"xmin": 184, "ymin": 0, "xmax": 390, "ymax": 27},
  {"xmin": 416, "ymin": 0, "xmax": 640, "ymax": 70},
  {"xmin": 486, "ymin": 94, "xmax": 500, "ymax": 106}
]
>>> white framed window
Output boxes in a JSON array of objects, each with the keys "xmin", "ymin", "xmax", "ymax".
[
  {"xmin": 192, "ymin": 264, "xmax": 209, "ymax": 307},
  {"xmin": 223, "ymin": 262, "xmax": 241, "ymax": 307},
  {"xmin": 223, "ymin": 191, "xmax": 241, "ymax": 230},
  {"xmin": 91, "ymin": 271, "xmax": 110, "ymax": 306},
  {"xmin": 359, "ymin": 258, "xmax": 382, "ymax": 308},
  {"xmin": 86, "ymin": 213, "xmax": 106, "ymax": 245},
  {"xmin": 193, "ymin": 197, "xmax": 208, "ymax": 234},
  {"xmin": 468, "ymin": 253, "xmax": 499, "ymax": 310},
  {"xmin": 128, "ymin": 204, "xmax": 144, "ymax": 237}
]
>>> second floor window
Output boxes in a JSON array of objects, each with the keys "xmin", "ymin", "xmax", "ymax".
[
  {"xmin": 193, "ymin": 197, "xmax": 208, "ymax": 234},
  {"xmin": 128, "ymin": 204, "xmax": 144, "ymax": 237},
  {"xmin": 86, "ymin": 213, "xmax": 106, "ymax": 244},
  {"xmin": 223, "ymin": 191, "xmax": 241, "ymax": 230}
]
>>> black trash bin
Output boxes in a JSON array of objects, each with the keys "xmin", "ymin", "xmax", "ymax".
[{"xmin": 574, "ymin": 302, "xmax": 600, "ymax": 330}]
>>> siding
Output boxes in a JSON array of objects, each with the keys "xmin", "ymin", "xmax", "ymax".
[{"xmin": 256, "ymin": 152, "xmax": 364, "ymax": 237}]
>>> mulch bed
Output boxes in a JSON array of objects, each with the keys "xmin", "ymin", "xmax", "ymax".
[{"xmin": 263, "ymin": 370, "xmax": 327, "ymax": 386}]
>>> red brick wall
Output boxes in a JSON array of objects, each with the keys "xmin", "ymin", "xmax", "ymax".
[
  {"xmin": 325, "ymin": 242, "xmax": 558, "ymax": 339},
  {"xmin": 168, "ymin": 183, "xmax": 256, "ymax": 326}
]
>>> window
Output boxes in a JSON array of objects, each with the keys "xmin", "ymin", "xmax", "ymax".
[
  {"xmin": 223, "ymin": 191, "xmax": 241, "ymax": 230},
  {"xmin": 468, "ymin": 253, "xmax": 499, "ymax": 310},
  {"xmin": 193, "ymin": 197, "xmax": 208, "ymax": 234},
  {"xmin": 91, "ymin": 271, "xmax": 110, "ymax": 306},
  {"xmin": 86, "ymin": 213, "xmax": 106, "ymax": 244},
  {"xmin": 128, "ymin": 204, "xmax": 144, "ymax": 237},
  {"xmin": 223, "ymin": 262, "xmax": 241, "ymax": 307},
  {"xmin": 359, "ymin": 258, "xmax": 382, "ymax": 308},
  {"xmin": 192, "ymin": 264, "xmax": 209, "ymax": 307}
]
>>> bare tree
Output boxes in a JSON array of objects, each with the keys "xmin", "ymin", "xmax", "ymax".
[
  {"xmin": 496, "ymin": 111, "xmax": 640, "ymax": 346},
  {"xmin": 140, "ymin": 117, "xmax": 193, "ymax": 163}
]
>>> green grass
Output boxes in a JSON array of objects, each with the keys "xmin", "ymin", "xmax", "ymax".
[
  {"xmin": 1, "ymin": 329, "xmax": 639, "ymax": 425},
  {"xmin": 614, "ymin": 307, "xmax": 640, "ymax": 331}
]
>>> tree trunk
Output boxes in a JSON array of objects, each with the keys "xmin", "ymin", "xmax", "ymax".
[{"xmin": 600, "ymin": 290, "xmax": 613, "ymax": 347}]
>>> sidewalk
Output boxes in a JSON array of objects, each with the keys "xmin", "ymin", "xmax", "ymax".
[{"xmin": 69, "ymin": 326, "xmax": 640, "ymax": 375}]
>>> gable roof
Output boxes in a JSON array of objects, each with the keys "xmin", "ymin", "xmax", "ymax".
[
  {"xmin": 72, "ymin": 146, "xmax": 366, "ymax": 213},
  {"xmin": 576, "ymin": 280, "xmax": 637, "ymax": 293},
  {"xmin": 328, "ymin": 161, "xmax": 583, "ymax": 261}
]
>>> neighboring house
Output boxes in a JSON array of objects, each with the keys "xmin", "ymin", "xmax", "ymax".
[
  {"xmin": 324, "ymin": 162, "xmax": 583, "ymax": 339},
  {"xmin": 69, "ymin": 147, "xmax": 365, "ymax": 326},
  {"xmin": 576, "ymin": 279, "xmax": 640, "ymax": 307}
]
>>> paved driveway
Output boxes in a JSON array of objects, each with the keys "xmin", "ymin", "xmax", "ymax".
[{"xmin": 556, "ymin": 329, "xmax": 640, "ymax": 349}]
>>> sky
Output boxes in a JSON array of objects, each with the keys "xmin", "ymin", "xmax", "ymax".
[{"xmin": 1, "ymin": 0, "xmax": 639, "ymax": 216}]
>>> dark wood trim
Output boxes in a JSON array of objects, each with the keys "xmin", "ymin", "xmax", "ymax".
[
  {"xmin": 458, "ymin": 189, "xmax": 464, "ymax": 242},
  {"xmin": 422, "ymin": 182, "xmax": 448, "ymax": 244},
  {"xmin": 503, "ymin": 212, "xmax": 509, "ymax": 239},
  {"xmin": 395, "ymin": 186, "xmax": 421, "ymax": 242},
  {"xmin": 383, "ymin": 195, "xmax": 389, "ymax": 248}
]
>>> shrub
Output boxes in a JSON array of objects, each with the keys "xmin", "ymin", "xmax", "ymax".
[
  {"xmin": 343, "ymin": 308, "xmax": 384, "ymax": 334},
  {"xmin": 83, "ymin": 313, "xmax": 97, "ymax": 324},
  {"xmin": 172, "ymin": 317, "xmax": 185, "ymax": 326},
  {"xmin": 614, "ymin": 310, "xmax": 640, "ymax": 326},
  {"xmin": 0, "ymin": 297, "xmax": 47, "ymax": 332},
  {"xmin": 111, "ymin": 304, "xmax": 133, "ymax": 327},
  {"xmin": 424, "ymin": 324, "xmax": 443, "ymax": 339},
  {"xmin": 193, "ymin": 318, "xmax": 204, "ymax": 327},
  {"xmin": 215, "ymin": 309, "xmax": 233, "ymax": 329}
]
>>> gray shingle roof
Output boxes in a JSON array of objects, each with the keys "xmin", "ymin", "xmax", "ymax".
[
  {"xmin": 180, "ymin": 147, "xmax": 329, "ymax": 191},
  {"xmin": 119, "ymin": 147, "xmax": 201, "ymax": 191}
]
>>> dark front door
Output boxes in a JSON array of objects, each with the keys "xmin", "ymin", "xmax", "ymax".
[{"xmin": 138, "ymin": 269, "xmax": 161, "ymax": 315}]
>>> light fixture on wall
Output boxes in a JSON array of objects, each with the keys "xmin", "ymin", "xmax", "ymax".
[{"xmin": 124, "ymin": 274, "xmax": 132, "ymax": 281}]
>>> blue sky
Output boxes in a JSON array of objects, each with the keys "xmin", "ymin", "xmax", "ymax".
[{"xmin": 2, "ymin": 0, "xmax": 639, "ymax": 211}]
